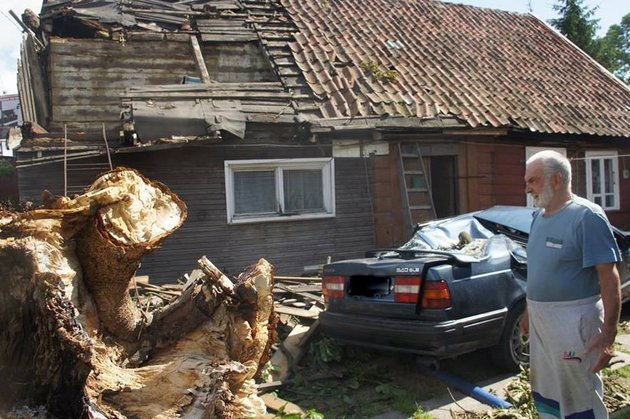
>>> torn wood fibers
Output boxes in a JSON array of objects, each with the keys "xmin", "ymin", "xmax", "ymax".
[{"xmin": 0, "ymin": 167, "xmax": 278, "ymax": 418}]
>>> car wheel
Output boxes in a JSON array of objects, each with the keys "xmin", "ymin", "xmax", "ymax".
[{"xmin": 491, "ymin": 301, "xmax": 529, "ymax": 372}]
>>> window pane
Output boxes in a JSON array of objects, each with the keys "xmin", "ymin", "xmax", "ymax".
[
  {"xmin": 234, "ymin": 171, "xmax": 276, "ymax": 214},
  {"xmin": 604, "ymin": 159, "xmax": 614, "ymax": 194},
  {"xmin": 605, "ymin": 194, "xmax": 614, "ymax": 208},
  {"xmin": 591, "ymin": 159, "xmax": 601, "ymax": 194},
  {"xmin": 594, "ymin": 196, "xmax": 602, "ymax": 206},
  {"xmin": 283, "ymin": 169, "xmax": 324, "ymax": 212}
]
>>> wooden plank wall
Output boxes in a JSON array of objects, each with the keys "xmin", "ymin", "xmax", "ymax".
[
  {"xmin": 17, "ymin": 148, "xmax": 376, "ymax": 284},
  {"xmin": 493, "ymin": 144, "xmax": 527, "ymax": 205},
  {"xmin": 463, "ymin": 142, "xmax": 526, "ymax": 210},
  {"xmin": 17, "ymin": 160, "xmax": 66, "ymax": 201},
  {"xmin": 47, "ymin": 38, "xmax": 275, "ymax": 137},
  {"xmin": 371, "ymin": 147, "xmax": 405, "ymax": 248}
]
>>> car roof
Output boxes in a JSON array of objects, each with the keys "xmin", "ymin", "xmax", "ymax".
[{"xmin": 473, "ymin": 206, "xmax": 536, "ymax": 236}]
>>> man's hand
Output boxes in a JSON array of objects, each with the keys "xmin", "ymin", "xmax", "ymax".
[
  {"xmin": 519, "ymin": 307, "xmax": 529, "ymax": 335},
  {"xmin": 585, "ymin": 331, "xmax": 616, "ymax": 373}
]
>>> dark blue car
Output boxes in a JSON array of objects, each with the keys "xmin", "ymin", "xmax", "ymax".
[{"xmin": 320, "ymin": 206, "xmax": 630, "ymax": 371}]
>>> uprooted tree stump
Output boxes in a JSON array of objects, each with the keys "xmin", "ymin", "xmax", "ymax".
[{"xmin": 0, "ymin": 167, "xmax": 278, "ymax": 418}]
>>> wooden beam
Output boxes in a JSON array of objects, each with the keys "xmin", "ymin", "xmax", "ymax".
[
  {"xmin": 273, "ymin": 305, "xmax": 320, "ymax": 319},
  {"xmin": 274, "ymin": 275, "xmax": 321, "ymax": 283},
  {"xmin": 189, "ymin": 35, "xmax": 211, "ymax": 84},
  {"xmin": 268, "ymin": 320, "xmax": 320, "ymax": 382},
  {"xmin": 443, "ymin": 128, "xmax": 509, "ymax": 136},
  {"xmin": 275, "ymin": 283, "xmax": 324, "ymax": 306}
]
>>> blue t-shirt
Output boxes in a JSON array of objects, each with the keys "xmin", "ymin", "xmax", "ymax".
[{"xmin": 527, "ymin": 196, "xmax": 621, "ymax": 302}]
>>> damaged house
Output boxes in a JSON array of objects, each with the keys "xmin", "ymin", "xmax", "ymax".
[{"xmin": 14, "ymin": 0, "xmax": 630, "ymax": 283}]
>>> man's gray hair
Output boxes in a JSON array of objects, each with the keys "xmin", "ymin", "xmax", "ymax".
[{"xmin": 526, "ymin": 150, "xmax": 572, "ymax": 186}]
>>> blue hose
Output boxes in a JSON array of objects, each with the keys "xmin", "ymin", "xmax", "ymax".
[{"xmin": 418, "ymin": 365, "xmax": 513, "ymax": 409}]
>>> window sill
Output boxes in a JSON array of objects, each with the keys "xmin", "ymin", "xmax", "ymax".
[{"xmin": 228, "ymin": 212, "xmax": 335, "ymax": 225}]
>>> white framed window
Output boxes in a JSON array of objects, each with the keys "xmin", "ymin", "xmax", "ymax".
[
  {"xmin": 585, "ymin": 150, "xmax": 620, "ymax": 210},
  {"xmin": 225, "ymin": 158, "xmax": 335, "ymax": 224}
]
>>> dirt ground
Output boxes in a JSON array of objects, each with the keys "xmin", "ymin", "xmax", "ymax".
[{"xmin": 274, "ymin": 303, "xmax": 630, "ymax": 418}]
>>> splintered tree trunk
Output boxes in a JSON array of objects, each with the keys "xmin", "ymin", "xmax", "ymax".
[{"xmin": 0, "ymin": 167, "xmax": 277, "ymax": 418}]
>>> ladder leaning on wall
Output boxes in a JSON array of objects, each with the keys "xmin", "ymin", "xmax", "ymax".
[
  {"xmin": 63, "ymin": 123, "xmax": 113, "ymax": 196},
  {"xmin": 398, "ymin": 142, "xmax": 436, "ymax": 237}
]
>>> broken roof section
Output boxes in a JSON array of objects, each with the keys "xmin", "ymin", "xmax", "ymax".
[
  {"xmin": 18, "ymin": 0, "xmax": 318, "ymax": 146},
  {"xmin": 280, "ymin": 0, "xmax": 630, "ymax": 138},
  {"xmin": 40, "ymin": 0, "xmax": 243, "ymax": 34},
  {"xmin": 22, "ymin": 0, "xmax": 630, "ymax": 142}
]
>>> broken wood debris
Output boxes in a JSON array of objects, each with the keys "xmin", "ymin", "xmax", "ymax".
[
  {"xmin": 274, "ymin": 275, "xmax": 323, "ymax": 313},
  {"xmin": 115, "ymin": 263, "xmax": 325, "ymax": 401},
  {"xmin": 129, "ymin": 271, "xmax": 326, "ymax": 394}
]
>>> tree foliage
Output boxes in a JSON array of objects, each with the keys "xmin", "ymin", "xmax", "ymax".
[
  {"xmin": 550, "ymin": 0, "xmax": 599, "ymax": 55},
  {"xmin": 550, "ymin": 1, "xmax": 629, "ymax": 83},
  {"xmin": 594, "ymin": 14, "xmax": 630, "ymax": 82}
]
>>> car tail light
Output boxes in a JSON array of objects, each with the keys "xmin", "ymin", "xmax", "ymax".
[
  {"xmin": 323, "ymin": 275, "xmax": 345, "ymax": 302},
  {"xmin": 394, "ymin": 276, "xmax": 421, "ymax": 303},
  {"xmin": 421, "ymin": 280, "xmax": 452, "ymax": 309}
]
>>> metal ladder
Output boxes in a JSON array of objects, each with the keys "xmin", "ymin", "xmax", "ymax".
[{"xmin": 398, "ymin": 142, "xmax": 436, "ymax": 236}]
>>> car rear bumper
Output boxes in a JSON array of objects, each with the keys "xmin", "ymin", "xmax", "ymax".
[{"xmin": 319, "ymin": 308, "xmax": 507, "ymax": 358}]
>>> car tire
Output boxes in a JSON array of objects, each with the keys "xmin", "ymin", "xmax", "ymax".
[{"xmin": 491, "ymin": 301, "xmax": 529, "ymax": 372}]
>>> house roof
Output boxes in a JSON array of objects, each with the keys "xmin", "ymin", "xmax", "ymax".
[
  {"xmin": 21, "ymin": 0, "xmax": 306, "ymax": 142},
  {"xmin": 279, "ymin": 0, "xmax": 630, "ymax": 138}
]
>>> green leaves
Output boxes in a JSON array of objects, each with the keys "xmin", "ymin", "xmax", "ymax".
[
  {"xmin": 309, "ymin": 336, "xmax": 342, "ymax": 365},
  {"xmin": 549, "ymin": 2, "xmax": 629, "ymax": 83},
  {"xmin": 550, "ymin": 0, "xmax": 600, "ymax": 55}
]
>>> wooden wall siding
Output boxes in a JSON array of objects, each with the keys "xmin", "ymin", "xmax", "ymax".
[
  {"xmin": 461, "ymin": 142, "xmax": 526, "ymax": 211},
  {"xmin": 17, "ymin": 161, "xmax": 66, "ymax": 202},
  {"xmin": 19, "ymin": 147, "xmax": 375, "ymax": 284},
  {"xmin": 371, "ymin": 145, "xmax": 406, "ymax": 248},
  {"xmin": 0, "ymin": 161, "xmax": 19, "ymax": 204},
  {"xmin": 493, "ymin": 145, "xmax": 527, "ymax": 206},
  {"xmin": 48, "ymin": 38, "xmax": 198, "ymax": 136},
  {"xmin": 18, "ymin": 35, "xmax": 50, "ymax": 128},
  {"xmin": 471, "ymin": 144, "xmax": 496, "ymax": 210},
  {"xmin": 47, "ymin": 38, "xmax": 278, "ymax": 137}
]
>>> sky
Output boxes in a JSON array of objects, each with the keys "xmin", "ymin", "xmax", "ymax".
[{"xmin": 1, "ymin": 0, "xmax": 628, "ymax": 95}]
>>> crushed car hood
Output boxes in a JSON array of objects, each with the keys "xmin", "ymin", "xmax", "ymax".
[{"xmin": 403, "ymin": 206, "xmax": 535, "ymax": 253}]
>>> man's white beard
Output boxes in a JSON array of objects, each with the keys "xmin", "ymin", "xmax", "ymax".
[{"xmin": 533, "ymin": 181, "xmax": 554, "ymax": 208}]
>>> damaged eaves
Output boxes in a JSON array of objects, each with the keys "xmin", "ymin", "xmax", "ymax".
[
  {"xmin": 37, "ymin": 0, "xmax": 281, "ymax": 39},
  {"xmin": 122, "ymin": 82, "xmax": 297, "ymax": 140},
  {"xmin": 310, "ymin": 114, "xmax": 468, "ymax": 134}
]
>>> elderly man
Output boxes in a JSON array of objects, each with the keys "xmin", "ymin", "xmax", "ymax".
[{"xmin": 522, "ymin": 150, "xmax": 621, "ymax": 418}]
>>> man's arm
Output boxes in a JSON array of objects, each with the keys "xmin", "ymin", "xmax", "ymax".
[{"xmin": 586, "ymin": 262, "xmax": 621, "ymax": 373}]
